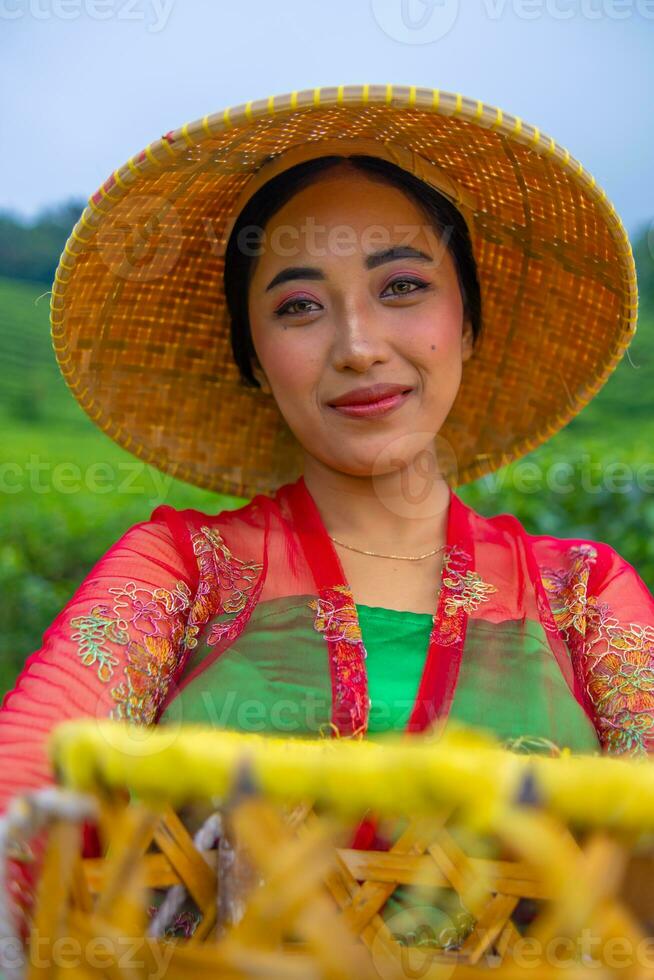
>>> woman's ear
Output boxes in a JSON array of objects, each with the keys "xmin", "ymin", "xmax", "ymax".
[{"xmin": 462, "ymin": 317, "xmax": 474, "ymax": 363}]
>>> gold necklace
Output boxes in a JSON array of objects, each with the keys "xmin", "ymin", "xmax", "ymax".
[{"xmin": 328, "ymin": 535, "xmax": 447, "ymax": 561}]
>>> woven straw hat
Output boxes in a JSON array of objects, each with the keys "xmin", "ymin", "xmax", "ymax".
[{"xmin": 50, "ymin": 84, "xmax": 638, "ymax": 499}]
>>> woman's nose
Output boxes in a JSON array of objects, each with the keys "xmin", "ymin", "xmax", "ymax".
[{"xmin": 330, "ymin": 302, "xmax": 389, "ymax": 373}]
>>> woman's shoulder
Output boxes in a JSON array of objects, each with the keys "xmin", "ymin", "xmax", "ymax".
[
  {"xmin": 149, "ymin": 489, "xmax": 271, "ymax": 529},
  {"xmin": 518, "ymin": 521, "xmax": 649, "ymax": 605},
  {"xmin": 147, "ymin": 494, "xmax": 270, "ymax": 576},
  {"xmin": 463, "ymin": 494, "xmax": 642, "ymax": 593},
  {"xmin": 467, "ymin": 503, "xmax": 654, "ymax": 742},
  {"xmin": 485, "ymin": 510, "xmax": 654, "ymax": 758}
]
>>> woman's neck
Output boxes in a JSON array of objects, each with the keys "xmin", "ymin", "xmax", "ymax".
[{"xmin": 301, "ymin": 454, "xmax": 451, "ymax": 554}]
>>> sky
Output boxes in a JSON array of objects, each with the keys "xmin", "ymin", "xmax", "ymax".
[{"xmin": 0, "ymin": 0, "xmax": 652, "ymax": 239}]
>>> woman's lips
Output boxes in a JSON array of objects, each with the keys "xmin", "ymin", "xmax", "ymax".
[{"xmin": 328, "ymin": 389, "xmax": 413, "ymax": 418}]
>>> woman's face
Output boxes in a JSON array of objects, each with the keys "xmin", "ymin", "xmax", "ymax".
[{"xmin": 247, "ymin": 165, "xmax": 474, "ymax": 479}]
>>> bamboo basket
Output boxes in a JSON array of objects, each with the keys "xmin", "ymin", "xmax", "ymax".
[{"xmin": 5, "ymin": 720, "xmax": 654, "ymax": 979}]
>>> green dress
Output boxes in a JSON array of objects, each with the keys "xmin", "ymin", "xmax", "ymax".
[
  {"xmin": 355, "ymin": 603, "xmax": 600, "ymax": 947},
  {"xmin": 358, "ymin": 603, "xmax": 600, "ymax": 752},
  {"xmin": 159, "ymin": 599, "xmax": 600, "ymax": 948},
  {"xmin": 161, "ymin": 595, "xmax": 600, "ymax": 752}
]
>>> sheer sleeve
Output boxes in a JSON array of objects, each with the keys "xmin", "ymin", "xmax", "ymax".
[
  {"xmin": 538, "ymin": 536, "xmax": 654, "ymax": 756},
  {"xmin": 582, "ymin": 541, "xmax": 654, "ymax": 756},
  {"xmin": 0, "ymin": 516, "xmax": 198, "ymax": 813}
]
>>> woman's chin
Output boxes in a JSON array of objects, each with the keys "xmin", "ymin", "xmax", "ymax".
[{"xmin": 310, "ymin": 443, "xmax": 433, "ymax": 481}]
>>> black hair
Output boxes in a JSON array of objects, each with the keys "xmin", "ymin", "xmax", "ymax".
[{"xmin": 223, "ymin": 154, "xmax": 482, "ymax": 389}]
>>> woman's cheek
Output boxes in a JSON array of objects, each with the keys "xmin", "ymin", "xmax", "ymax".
[
  {"xmin": 267, "ymin": 352, "xmax": 322, "ymax": 430},
  {"xmin": 272, "ymin": 349, "xmax": 319, "ymax": 402},
  {"xmin": 256, "ymin": 334, "xmax": 301, "ymax": 390}
]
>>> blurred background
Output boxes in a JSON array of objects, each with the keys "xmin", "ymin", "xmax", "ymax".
[{"xmin": 1, "ymin": 0, "xmax": 653, "ymax": 695}]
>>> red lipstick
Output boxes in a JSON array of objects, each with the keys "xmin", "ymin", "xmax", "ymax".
[{"xmin": 327, "ymin": 383, "xmax": 414, "ymax": 419}]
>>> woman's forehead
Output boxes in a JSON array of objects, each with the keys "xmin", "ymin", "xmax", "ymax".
[
  {"xmin": 264, "ymin": 167, "xmax": 428, "ymax": 224},
  {"xmin": 249, "ymin": 191, "xmax": 446, "ymax": 282}
]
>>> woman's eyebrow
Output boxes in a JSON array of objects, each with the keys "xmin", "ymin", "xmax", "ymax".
[
  {"xmin": 264, "ymin": 245, "xmax": 434, "ymax": 292},
  {"xmin": 366, "ymin": 245, "xmax": 433, "ymax": 270},
  {"xmin": 265, "ymin": 266, "xmax": 324, "ymax": 292}
]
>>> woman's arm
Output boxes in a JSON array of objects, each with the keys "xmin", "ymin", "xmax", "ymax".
[
  {"xmin": 0, "ymin": 514, "xmax": 199, "ymax": 939},
  {"xmin": 0, "ymin": 516, "xmax": 197, "ymax": 811},
  {"xmin": 537, "ymin": 534, "xmax": 654, "ymax": 756},
  {"xmin": 582, "ymin": 541, "xmax": 654, "ymax": 756}
]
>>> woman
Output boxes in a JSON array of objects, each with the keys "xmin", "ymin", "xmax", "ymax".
[{"xmin": 0, "ymin": 85, "xmax": 650, "ymax": 938}]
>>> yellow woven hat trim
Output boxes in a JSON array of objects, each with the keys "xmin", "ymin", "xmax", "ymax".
[{"xmin": 50, "ymin": 84, "xmax": 639, "ymax": 499}]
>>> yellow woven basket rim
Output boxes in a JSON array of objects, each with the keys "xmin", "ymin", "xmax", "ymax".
[{"xmin": 50, "ymin": 719, "xmax": 654, "ymax": 833}]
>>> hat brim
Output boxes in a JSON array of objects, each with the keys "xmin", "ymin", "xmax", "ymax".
[{"xmin": 50, "ymin": 85, "xmax": 638, "ymax": 498}]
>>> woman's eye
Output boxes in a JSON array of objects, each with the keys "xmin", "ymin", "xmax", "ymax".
[
  {"xmin": 274, "ymin": 297, "xmax": 321, "ymax": 317},
  {"xmin": 274, "ymin": 277, "xmax": 428, "ymax": 317},
  {"xmin": 382, "ymin": 277, "xmax": 429, "ymax": 298}
]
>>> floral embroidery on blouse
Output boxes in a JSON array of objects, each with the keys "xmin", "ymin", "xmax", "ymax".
[
  {"xmin": 541, "ymin": 544, "xmax": 597, "ymax": 638},
  {"xmin": 200, "ymin": 526, "xmax": 264, "ymax": 647},
  {"xmin": 441, "ymin": 546, "xmax": 498, "ymax": 617},
  {"xmin": 308, "ymin": 585, "xmax": 363, "ymax": 645},
  {"xmin": 584, "ymin": 609, "xmax": 654, "ymax": 755},
  {"xmin": 69, "ymin": 524, "xmax": 263, "ymax": 725},
  {"xmin": 69, "ymin": 580, "xmax": 193, "ymax": 688},
  {"xmin": 541, "ymin": 544, "xmax": 654, "ymax": 756},
  {"xmin": 195, "ymin": 526, "xmax": 263, "ymax": 615},
  {"xmin": 69, "ymin": 605, "xmax": 127, "ymax": 683},
  {"xmin": 308, "ymin": 585, "xmax": 368, "ymax": 738},
  {"xmin": 110, "ymin": 629, "xmax": 186, "ymax": 724},
  {"xmin": 429, "ymin": 546, "xmax": 497, "ymax": 649}
]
